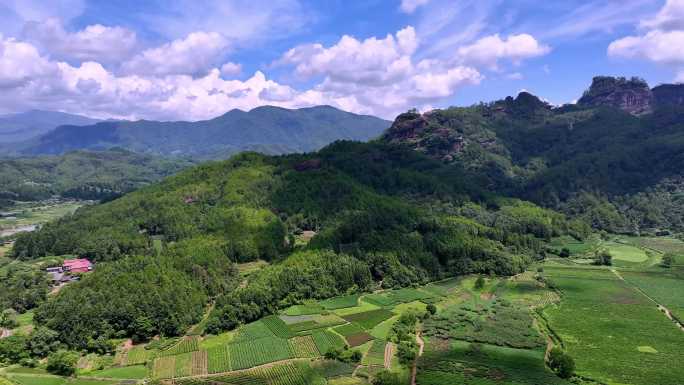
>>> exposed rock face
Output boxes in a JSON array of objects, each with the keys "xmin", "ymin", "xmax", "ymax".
[
  {"xmin": 578, "ymin": 76, "xmax": 653, "ymax": 115},
  {"xmin": 653, "ymin": 84, "xmax": 684, "ymax": 108}
]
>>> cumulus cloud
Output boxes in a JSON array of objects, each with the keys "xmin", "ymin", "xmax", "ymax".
[
  {"xmin": 278, "ymin": 26, "xmax": 482, "ymax": 118},
  {"xmin": 609, "ymin": 0, "xmax": 684, "ymax": 80},
  {"xmin": 457, "ymin": 33, "xmax": 551, "ymax": 70},
  {"xmin": 400, "ymin": 0, "xmax": 431, "ymax": 14},
  {"xmin": 121, "ymin": 31, "xmax": 228, "ymax": 77},
  {"xmin": 0, "ymin": 35, "xmax": 57, "ymax": 88},
  {"xmin": 220, "ymin": 62, "xmax": 242, "ymax": 77},
  {"xmin": 22, "ymin": 18, "xmax": 137, "ymax": 64}
]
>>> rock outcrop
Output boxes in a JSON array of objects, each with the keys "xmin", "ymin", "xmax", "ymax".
[{"xmin": 577, "ymin": 76, "xmax": 653, "ymax": 115}]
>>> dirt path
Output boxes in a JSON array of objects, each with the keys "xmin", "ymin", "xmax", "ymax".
[
  {"xmin": 0, "ymin": 328, "xmax": 11, "ymax": 339},
  {"xmin": 611, "ymin": 269, "xmax": 684, "ymax": 332},
  {"xmin": 410, "ymin": 332, "xmax": 425, "ymax": 385},
  {"xmin": 384, "ymin": 342, "xmax": 394, "ymax": 369}
]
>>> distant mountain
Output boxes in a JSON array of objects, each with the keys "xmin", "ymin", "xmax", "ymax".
[
  {"xmin": 14, "ymin": 106, "xmax": 390, "ymax": 159},
  {"xmin": 382, "ymin": 76, "xmax": 684, "ymax": 233},
  {"xmin": 0, "ymin": 110, "xmax": 100, "ymax": 143},
  {"xmin": 0, "ymin": 148, "xmax": 193, "ymax": 204}
]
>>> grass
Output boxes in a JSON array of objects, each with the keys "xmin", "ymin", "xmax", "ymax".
[
  {"xmin": 88, "ymin": 365, "xmax": 148, "ymax": 379},
  {"xmin": 200, "ymin": 332, "xmax": 234, "ymax": 350},
  {"xmin": 5, "ymin": 376, "xmax": 66, "ymax": 385},
  {"xmin": 333, "ymin": 300, "xmax": 381, "ymax": 316},
  {"xmin": 370, "ymin": 314, "xmax": 399, "ymax": 340},
  {"xmin": 603, "ymin": 241, "xmax": 649, "ymax": 263},
  {"xmin": 311, "ymin": 360, "xmax": 357, "ymax": 378},
  {"xmin": 333, "ymin": 323, "xmax": 366, "ymax": 337},
  {"xmin": 364, "ymin": 340, "xmax": 387, "ymax": 366},
  {"xmin": 125, "ymin": 345, "xmax": 156, "ymax": 365},
  {"xmin": 364, "ymin": 288, "xmax": 437, "ymax": 307},
  {"xmin": 543, "ymin": 266, "xmax": 684, "ymax": 385},
  {"xmin": 341, "ymin": 309, "xmax": 395, "ymax": 330},
  {"xmin": 319, "ymin": 294, "xmax": 361, "ymax": 310},
  {"xmin": 283, "ymin": 304, "xmax": 324, "ymax": 316}
]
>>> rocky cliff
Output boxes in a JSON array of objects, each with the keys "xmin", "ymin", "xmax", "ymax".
[{"xmin": 577, "ymin": 76, "xmax": 653, "ymax": 115}]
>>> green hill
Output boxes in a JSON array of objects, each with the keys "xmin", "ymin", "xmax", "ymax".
[
  {"xmin": 0, "ymin": 148, "xmax": 193, "ymax": 204},
  {"xmin": 12, "ymin": 141, "xmax": 584, "ymax": 348}
]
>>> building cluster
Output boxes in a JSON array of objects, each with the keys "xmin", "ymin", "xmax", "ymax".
[{"xmin": 46, "ymin": 258, "xmax": 93, "ymax": 285}]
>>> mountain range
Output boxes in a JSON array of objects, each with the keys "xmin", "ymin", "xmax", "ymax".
[
  {"xmin": 4, "ymin": 106, "xmax": 389, "ymax": 159},
  {"xmin": 0, "ymin": 110, "xmax": 100, "ymax": 144}
]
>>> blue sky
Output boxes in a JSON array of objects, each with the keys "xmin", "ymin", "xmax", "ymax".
[{"xmin": 0, "ymin": 0, "xmax": 682, "ymax": 120}]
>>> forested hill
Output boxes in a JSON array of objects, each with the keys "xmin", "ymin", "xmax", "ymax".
[
  {"xmin": 11, "ymin": 105, "xmax": 389, "ymax": 159},
  {"xmin": 11, "ymin": 141, "xmax": 587, "ymax": 347},
  {"xmin": 0, "ymin": 148, "xmax": 193, "ymax": 203},
  {"xmin": 382, "ymin": 76, "xmax": 684, "ymax": 233}
]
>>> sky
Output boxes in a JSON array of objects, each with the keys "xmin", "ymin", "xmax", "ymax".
[{"xmin": 0, "ymin": 0, "xmax": 682, "ymax": 121}]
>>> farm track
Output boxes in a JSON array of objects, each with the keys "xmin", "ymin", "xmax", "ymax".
[
  {"xmin": 410, "ymin": 332, "xmax": 424, "ymax": 385},
  {"xmin": 383, "ymin": 342, "xmax": 394, "ymax": 369},
  {"xmin": 611, "ymin": 269, "xmax": 684, "ymax": 332}
]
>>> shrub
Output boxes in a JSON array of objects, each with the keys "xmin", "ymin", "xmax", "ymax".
[
  {"xmin": 548, "ymin": 347, "xmax": 575, "ymax": 379},
  {"xmin": 46, "ymin": 350, "xmax": 79, "ymax": 376}
]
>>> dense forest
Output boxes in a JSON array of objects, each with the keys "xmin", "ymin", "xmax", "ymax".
[
  {"xmin": 0, "ymin": 148, "xmax": 192, "ymax": 205},
  {"xmin": 10, "ymin": 141, "xmax": 586, "ymax": 348},
  {"xmin": 383, "ymin": 78, "xmax": 684, "ymax": 233}
]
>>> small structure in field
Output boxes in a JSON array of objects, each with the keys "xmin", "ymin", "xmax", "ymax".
[{"xmin": 63, "ymin": 258, "xmax": 93, "ymax": 273}]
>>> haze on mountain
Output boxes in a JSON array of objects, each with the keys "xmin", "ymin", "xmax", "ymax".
[{"xmin": 0, "ymin": 110, "xmax": 99, "ymax": 144}]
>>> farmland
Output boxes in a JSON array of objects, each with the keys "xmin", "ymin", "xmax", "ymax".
[{"xmin": 542, "ymin": 265, "xmax": 684, "ymax": 385}]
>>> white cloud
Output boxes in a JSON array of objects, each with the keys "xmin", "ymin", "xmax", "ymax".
[
  {"xmin": 640, "ymin": 0, "xmax": 684, "ymax": 31},
  {"xmin": 676, "ymin": 70, "xmax": 684, "ymax": 83},
  {"xmin": 0, "ymin": 35, "xmax": 57, "ymax": 88},
  {"xmin": 121, "ymin": 32, "xmax": 228, "ymax": 77},
  {"xmin": 278, "ymin": 26, "xmax": 482, "ymax": 118},
  {"xmin": 608, "ymin": 0, "xmax": 684, "ymax": 81},
  {"xmin": 22, "ymin": 18, "xmax": 137, "ymax": 64},
  {"xmin": 608, "ymin": 30, "xmax": 684, "ymax": 64},
  {"xmin": 400, "ymin": 0, "xmax": 431, "ymax": 14},
  {"xmin": 457, "ymin": 33, "xmax": 551, "ymax": 70},
  {"xmin": 220, "ymin": 62, "xmax": 242, "ymax": 77}
]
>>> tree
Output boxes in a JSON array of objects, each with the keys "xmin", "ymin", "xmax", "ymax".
[
  {"xmin": 548, "ymin": 347, "xmax": 575, "ymax": 379},
  {"xmin": 0, "ymin": 309, "xmax": 18, "ymax": 329},
  {"xmin": 662, "ymin": 253, "xmax": 675, "ymax": 268},
  {"xmin": 46, "ymin": 350, "xmax": 79, "ymax": 376},
  {"xmin": 426, "ymin": 303, "xmax": 437, "ymax": 316},
  {"xmin": 559, "ymin": 248, "xmax": 571, "ymax": 258},
  {"xmin": 396, "ymin": 340, "xmax": 418, "ymax": 364},
  {"xmin": 593, "ymin": 250, "xmax": 612, "ymax": 266},
  {"xmin": 474, "ymin": 275, "xmax": 485, "ymax": 290},
  {"xmin": 372, "ymin": 370, "xmax": 401, "ymax": 385},
  {"xmin": 27, "ymin": 327, "xmax": 61, "ymax": 358}
]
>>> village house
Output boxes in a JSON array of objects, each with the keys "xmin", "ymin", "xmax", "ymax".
[{"xmin": 46, "ymin": 258, "xmax": 93, "ymax": 285}]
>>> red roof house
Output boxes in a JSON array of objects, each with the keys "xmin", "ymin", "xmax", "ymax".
[{"xmin": 63, "ymin": 258, "xmax": 93, "ymax": 273}]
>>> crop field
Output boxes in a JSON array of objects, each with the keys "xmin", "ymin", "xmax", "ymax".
[
  {"xmin": 207, "ymin": 345, "xmax": 231, "ymax": 373},
  {"xmin": 125, "ymin": 345, "xmax": 156, "ymax": 365},
  {"xmin": 158, "ymin": 336, "xmax": 200, "ymax": 357},
  {"xmin": 364, "ymin": 340, "xmax": 387, "ymax": 366},
  {"xmin": 283, "ymin": 304, "xmax": 324, "ymax": 316},
  {"xmin": 87, "ymin": 365, "xmax": 148, "ymax": 379},
  {"xmin": 176, "ymin": 362, "xmax": 315, "ymax": 385},
  {"xmin": 233, "ymin": 320, "xmax": 276, "ymax": 341},
  {"xmin": 228, "ymin": 336, "xmax": 293, "ymax": 370},
  {"xmin": 417, "ymin": 340, "xmax": 569, "ymax": 385},
  {"xmin": 262, "ymin": 315, "xmax": 295, "ymax": 338},
  {"xmin": 622, "ymin": 270, "xmax": 684, "ymax": 320},
  {"xmin": 623, "ymin": 236, "xmax": 684, "ymax": 255},
  {"xmin": 542, "ymin": 266, "xmax": 684, "ymax": 385},
  {"xmin": 152, "ymin": 355, "xmax": 176, "ymax": 379},
  {"xmin": 319, "ymin": 294, "xmax": 360, "ymax": 309},
  {"xmin": 364, "ymin": 288, "xmax": 438, "ymax": 306},
  {"xmin": 422, "ymin": 278, "xmax": 462, "ymax": 296},
  {"xmin": 288, "ymin": 335, "xmax": 319, "ymax": 357},
  {"xmin": 333, "ymin": 323, "xmax": 366, "ymax": 337},
  {"xmin": 549, "ymin": 235, "xmax": 598, "ymax": 256},
  {"xmin": 312, "ymin": 330, "xmax": 347, "ymax": 354},
  {"xmin": 341, "ymin": 309, "xmax": 394, "ymax": 330},
  {"xmin": 311, "ymin": 360, "xmax": 357, "ymax": 378}
]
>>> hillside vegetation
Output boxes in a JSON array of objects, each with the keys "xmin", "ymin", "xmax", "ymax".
[
  {"xmin": 0, "ymin": 148, "xmax": 193, "ymax": 204},
  {"xmin": 11, "ymin": 141, "xmax": 585, "ymax": 348},
  {"xmin": 382, "ymin": 78, "xmax": 684, "ymax": 233}
]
